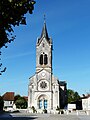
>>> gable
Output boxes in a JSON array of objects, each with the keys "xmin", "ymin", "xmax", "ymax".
[
  {"xmin": 37, "ymin": 69, "xmax": 51, "ymax": 82},
  {"xmin": 37, "ymin": 37, "xmax": 50, "ymax": 54}
]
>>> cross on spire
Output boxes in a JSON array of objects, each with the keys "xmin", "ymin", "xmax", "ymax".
[{"xmin": 44, "ymin": 14, "xmax": 46, "ymax": 23}]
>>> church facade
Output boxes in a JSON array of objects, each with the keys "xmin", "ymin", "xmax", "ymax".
[{"xmin": 28, "ymin": 22, "xmax": 67, "ymax": 113}]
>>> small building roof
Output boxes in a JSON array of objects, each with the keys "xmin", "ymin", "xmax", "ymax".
[
  {"xmin": 81, "ymin": 94, "xmax": 90, "ymax": 99},
  {"xmin": 59, "ymin": 81, "xmax": 67, "ymax": 86},
  {"xmin": 3, "ymin": 92, "xmax": 14, "ymax": 101}
]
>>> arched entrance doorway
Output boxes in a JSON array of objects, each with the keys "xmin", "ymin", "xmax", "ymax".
[{"xmin": 38, "ymin": 94, "xmax": 48, "ymax": 109}]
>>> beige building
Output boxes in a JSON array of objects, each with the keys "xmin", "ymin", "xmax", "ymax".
[
  {"xmin": 28, "ymin": 21, "xmax": 67, "ymax": 113},
  {"xmin": 82, "ymin": 95, "xmax": 90, "ymax": 110}
]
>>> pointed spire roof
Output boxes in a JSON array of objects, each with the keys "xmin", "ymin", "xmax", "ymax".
[
  {"xmin": 37, "ymin": 16, "xmax": 52, "ymax": 45},
  {"xmin": 40, "ymin": 21, "xmax": 49, "ymax": 39}
]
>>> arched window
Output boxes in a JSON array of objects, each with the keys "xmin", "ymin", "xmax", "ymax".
[
  {"xmin": 44, "ymin": 54, "xmax": 48, "ymax": 65},
  {"xmin": 39, "ymin": 54, "xmax": 43, "ymax": 65},
  {"xmin": 39, "ymin": 54, "xmax": 48, "ymax": 65}
]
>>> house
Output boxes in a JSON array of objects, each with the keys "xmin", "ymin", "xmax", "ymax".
[
  {"xmin": 3, "ymin": 92, "xmax": 14, "ymax": 110},
  {"xmin": 81, "ymin": 94, "xmax": 90, "ymax": 110}
]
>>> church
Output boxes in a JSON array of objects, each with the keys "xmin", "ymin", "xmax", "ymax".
[{"xmin": 28, "ymin": 21, "xmax": 67, "ymax": 113}]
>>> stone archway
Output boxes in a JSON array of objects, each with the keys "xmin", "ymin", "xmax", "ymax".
[{"xmin": 37, "ymin": 94, "xmax": 49, "ymax": 109}]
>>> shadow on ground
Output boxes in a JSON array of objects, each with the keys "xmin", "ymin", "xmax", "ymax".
[
  {"xmin": 0, "ymin": 116, "xmax": 37, "ymax": 120},
  {"xmin": 0, "ymin": 112, "xmax": 37, "ymax": 120}
]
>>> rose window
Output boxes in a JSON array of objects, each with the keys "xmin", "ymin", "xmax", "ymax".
[{"xmin": 40, "ymin": 81, "xmax": 47, "ymax": 89}]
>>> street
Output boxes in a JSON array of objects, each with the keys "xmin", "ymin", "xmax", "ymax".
[{"xmin": 0, "ymin": 112, "xmax": 90, "ymax": 120}]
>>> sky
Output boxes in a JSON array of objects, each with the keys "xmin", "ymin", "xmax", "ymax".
[{"xmin": 0, "ymin": 0, "xmax": 90, "ymax": 96}]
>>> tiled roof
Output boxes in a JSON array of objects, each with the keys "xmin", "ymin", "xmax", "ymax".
[
  {"xmin": 23, "ymin": 96, "xmax": 28, "ymax": 101},
  {"xmin": 3, "ymin": 92, "xmax": 14, "ymax": 101}
]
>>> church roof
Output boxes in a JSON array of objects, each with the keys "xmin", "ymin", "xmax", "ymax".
[
  {"xmin": 37, "ymin": 22, "xmax": 52, "ymax": 45},
  {"xmin": 40, "ymin": 22, "xmax": 49, "ymax": 39},
  {"xmin": 59, "ymin": 81, "xmax": 67, "ymax": 86}
]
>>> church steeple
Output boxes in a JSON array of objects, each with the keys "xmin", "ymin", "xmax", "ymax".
[
  {"xmin": 37, "ymin": 20, "xmax": 52, "ymax": 45},
  {"xmin": 36, "ymin": 18, "xmax": 52, "ymax": 73},
  {"xmin": 40, "ymin": 22, "xmax": 49, "ymax": 40},
  {"xmin": 40, "ymin": 15, "xmax": 49, "ymax": 40}
]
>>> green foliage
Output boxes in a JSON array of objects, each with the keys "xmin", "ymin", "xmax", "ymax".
[
  {"xmin": 43, "ymin": 109, "xmax": 47, "ymax": 113},
  {"xmin": 0, "ymin": 96, "xmax": 4, "ymax": 110},
  {"xmin": 67, "ymin": 89, "xmax": 80, "ymax": 103},
  {"xmin": 14, "ymin": 95, "xmax": 27, "ymax": 109},
  {"xmin": 14, "ymin": 94, "xmax": 21, "ymax": 102},
  {"xmin": 0, "ymin": 0, "xmax": 35, "ymax": 75},
  {"xmin": 56, "ymin": 106, "xmax": 64, "ymax": 114},
  {"xmin": 0, "ymin": 0, "xmax": 36, "ymax": 48}
]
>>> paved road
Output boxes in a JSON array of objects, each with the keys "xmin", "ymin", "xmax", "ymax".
[{"xmin": 0, "ymin": 112, "xmax": 90, "ymax": 120}]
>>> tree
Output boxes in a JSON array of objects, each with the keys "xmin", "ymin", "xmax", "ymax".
[
  {"xmin": 14, "ymin": 95, "xmax": 27, "ymax": 109},
  {"xmin": 0, "ymin": 96, "xmax": 4, "ymax": 111},
  {"xmin": 14, "ymin": 94, "xmax": 21, "ymax": 102},
  {"xmin": 15, "ymin": 97, "xmax": 27, "ymax": 109},
  {"xmin": 67, "ymin": 89, "xmax": 80, "ymax": 103},
  {"xmin": 74, "ymin": 92, "xmax": 80, "ymax": 101},
  {"xmin": 0, "ymin": 0, "xmax": 36, "ymax": 75},
  {"xmin": 0, "ymin": 0, "xmax": 35, "ymax": 48}
]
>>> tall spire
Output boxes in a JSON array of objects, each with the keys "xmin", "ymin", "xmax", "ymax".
[
  {"xmin": 40, "ymin": 15, "xmax": 49, "ymax": 39},
  {"xmin": 44, "ymin": 14, "xmax": 46, "ymax": 24}
]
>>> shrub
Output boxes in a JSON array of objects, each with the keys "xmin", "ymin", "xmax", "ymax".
[{"xmin": 43, "ymin": 109, "xmax": 47, "ymax": 113}]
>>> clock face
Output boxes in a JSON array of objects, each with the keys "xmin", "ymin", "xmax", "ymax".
[{"xmin": 41, "ymin": 72, "xmax": 45, "ymax": 77}]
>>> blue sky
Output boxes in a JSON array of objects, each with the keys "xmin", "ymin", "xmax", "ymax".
[{"xmin": 0, "ymin": 0, "xmax": 90, "ymax": 96}]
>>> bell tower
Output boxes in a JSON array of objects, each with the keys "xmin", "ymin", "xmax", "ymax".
[
  {"xmin": 28, "ymin": 18, "xmax": 67, "ymax": 112},
  {"xmin": 36, "ymin": 21, "xmax": 53, "ymax": 73}
]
